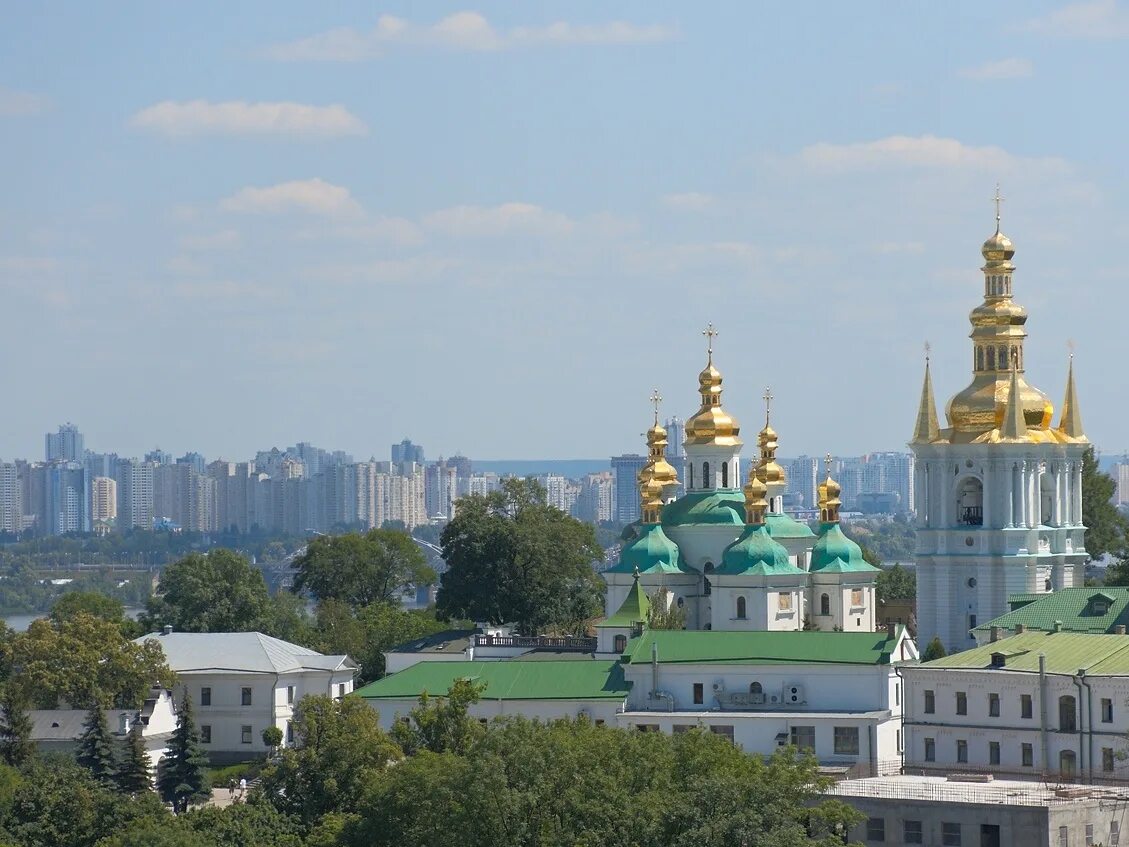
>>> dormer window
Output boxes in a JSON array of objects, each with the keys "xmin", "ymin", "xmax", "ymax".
[{"xmin": 1088, "ymin": 592, "xmax": 1116, "ymax": 616}]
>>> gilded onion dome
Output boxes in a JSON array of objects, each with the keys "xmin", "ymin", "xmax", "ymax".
[
  {"xmin": 755, "ymin": 388, "xmax": 786, "ymax": 495},
  {"xmin": 684, "ymin": 326, "xmax": 742, "ymax": 448},
  {"xmin": 945, "ymin": 198, "xmax": 1054, "ymax": 441},
  {"xmin": 637, "ymin": 393, "xmax": 680, "ymax": 496}
]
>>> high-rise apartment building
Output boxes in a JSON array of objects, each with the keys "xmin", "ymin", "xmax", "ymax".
[
  {"xmin": 45, "ymin": 463, "xmax": 88, "ymax": 534},
  {"xmin": 573, "ymin": 472, "xmax": 614, "ymax": 523},
  {"xmin": 664, "ymin": 417, "xmax": 686, "ymax": 493},
  {"xmin": 1117, "ymin": 463, "xmax": 1129, "ymax": 506},
  {"xmin": 45, "ymin": 423, "xmax": 84, "ymax": 463},
  {"xmin": 786, "ymin": 456, "xmax": 820, "ymax": 510},
  {"xmin": 391, "ymin": 439, "xmax": 425, "ymax": 465},
  {"xmin": 0, "ymin": 462, "xmax": 22, "ymax": 534},
  {"xmin": 611, "ymin": 453, "xmax": 647, "ymax": 524},
  {"xmin": 117, "ymin": 459, "xmax": 155, "ymax": 530},
  {"xmin": 91, "ymin": 476, "xmax": 117, "ymax": 525},
  {"xmin": 154, "ymin": 463, "xmax": 217, "ymax": 532},
  {"xmin": 424, "ymin": 460, "xmax": 458, "ymax": 521}
]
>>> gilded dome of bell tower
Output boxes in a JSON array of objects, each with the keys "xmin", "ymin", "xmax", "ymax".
[
  {"xmin": 683, "ymin": 323, "xmax": 742, "ymax": 448},
  {"xmin": 945, "ymin": 188, "xmax": 1054, "ymax": 442},
  {"xmin": 637, "ymin": 389, "xmax": 681, "ymax": 498}
]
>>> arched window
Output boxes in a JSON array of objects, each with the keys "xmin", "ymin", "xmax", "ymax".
[
  {"xmin": 987, "ymin": 346, "xmax": 996, "ymax": 370},
  {"xmin": 750, "ymin": 681, "xmax": 762, "ymax": 694},
  {"xmin": 613, "ymin": 634, "xmax": 627, "ymax": 653},
  {"xmin": 688, "ymin": 464, "xmax": 694, "ymax": 489},
  {"xmin": 976, "ymin": 347, "xmax": 984, "ymax": 371},
  {"xmin": 702, "ymin": 462, "xmax": 710, "ymax": 488},
  {"xmin": 820, "ymin": 593, "xmax": 830, "ymax": 616},
  {"xmin": 721, "ymin": 462, "xmax": 729, "ymax": 488},
  {"xmin": 957, "ymin": 477, "xmax": 984, "ymax": 526},
  {"xmin": 736, "ymin": 596, "xmax": 746, "ymax": 619}
]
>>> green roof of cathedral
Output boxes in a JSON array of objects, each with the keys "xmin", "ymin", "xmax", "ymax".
[
  {"xmin": 606, "ymin": 523, "xmax": 692, "ymax": 575},
  {"xmin": 661, "ymin": 490, "xmax": 745, "ymax": 526},
  {"xmin": 597, "ymin": 572, "xmax": 650, "ymax": 627},
  {"xmin": 764, "ymin": 512, "xmax": 816, "ymax": 539},
  {"xmin": 715, "ymin": 524, "xmax": 804, "ymax": 577},
  {"xmin": 355, "ymin": 660, "xmax": 631, "ymax": 701},
  {"xmin": 809, "ymin": 523, "xmax": 880, "ymax": 574},
  {"xmin": 623, "ymin": 628, "xmax": 903, "ymax": 666}
]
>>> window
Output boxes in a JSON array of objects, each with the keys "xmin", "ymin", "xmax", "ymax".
[
  {"xmin": 1022, "ymin": 743, "xmax": 1034, "ymax": 767},
  {"xmin": 895, "ymin": 683, "xmax": 901, "ymax": 706},
  {"xmin": 1112, "ymin": 821, "xmax": 1121, "ymax": 846},
  {"xmin": 635, "ymin": 724, "xmax": 659, "ymax": 732},
  {"xmin": 778, "ymin": 592, "xmax": 792, "ymax": 611},
  {"xmin": 897, "ymin": 729, "xmax": 902, "ymax": 753},
  {"xmin": 924, "ymin": 689, "xmax": 935, "ymax": 714},
  {"xmin": 833, "ymin": 726, "xmax": 859, "ymax": 755},
  {"xmin": 820, "ymin": 593, "xmax": 830, "ymax": 616},
  {"xmin": 286, "ymin": 721, "xmax": 294, "ymax": 744},
  {"xmin": 1060, "ymin": 695, "xmax": 1078, "ymax": 732},
  {"xmin": 904, "ymin": 820, "xmax": 923, "ymax": 844},
  {"xmin": 688, "ymin": 465, "xmax": 693, "ymax": 488},
  {"xmin": 693, "ymin": 683, "xmax": 704, "ymax": 705},
  {"xmin": 790, "ymin": 726, "xmax": 815, "ymax": 752},
  {"xmin": 1061, "ymin": 750, "xmax": 1077, "ymax": 777},
  {"xmin": 338, "ymin": 683, "xmax": 348, "ymax": 699},
  {"xmin": 1103, "ymin": 698, "xmax": 1114, "ymax": 723},
  {"xmin": 1104, "ymin": 747, "xmax": 1115, "ymax": 772},
  {"xmin": 866, "ymin": 818, "xmax": 885, "ymax": 843},
  {"xmin": 989, "ymin": 741, "xmax": 1000, "ymax": 765},
  {"xmin": 702, "ymin": 462, "xmax": 710, "ymax": 487},
  {"xmin": 200, "ymin": 724, "xmax": 211, "ymax": 744},
  {"xmin": 1060, "ymin": 826, "xmax": 1069, "ymax": 847},
  {"xmin": 736, "ymin": 596, "xmax": 747, "ymax": 620},
  {"xmin": 721, "ymin": 462, "xmax": 728, "ymax": 488},
  {"xmin": 241, "ymin": 687, "xmax": 253, "ymax": 707},
  {"xmin": 969, "ymin": 614, "xmax": 977, "ymax": 630},
  {"xmin": 613, "ymin": 634, "xmax": 627, "ymax": 653},
  {"xmin": 287, "ymin": 685, "xmax": 295, "ymax": 705},
  {"xmin": 851, "ymin": 588, "xmax": 863, "ymax": 607},
  {"xmin": 956, "ymin": 691, "xmax": 967, "ymax": 715},
  {"xmin": 1021, "ymin": 693, "xmax": 1033, "ymax": 719},
  {"xmin": 943, "ymin": 822, "xmax": 962, "ymax": 846},
  {"xmin": 924, "ymin": 737, "xmax": 935, "ymax": 762},
  {"xmin": 709, "ymin": 725, "xmax": 734, "ymax": 742},
  {"xmin": 672, "ymin": 724, "xmax": 692, "ymax": 734},
  {"xmin": 200, "ymin": 687, "xmax": 211, "ymax": 707},
  {"xmin": 1087, "ymin": 824, "xmax": 1095, "ymax": 846},
  {"xmin": 956, "ymin": 739, "xmax": 968, "ymax": 763},
  {"xmin": 241, "ymin": 725, "xmax": 252, "ymax": 744},
  {"xmin": 989, "ymin": 692, "xmax": 1000, "ymax": 717}
]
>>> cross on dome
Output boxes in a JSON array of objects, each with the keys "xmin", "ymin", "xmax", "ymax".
[
  {"xmin": 762, "ymin": 387, "xmax": 773, "ymax": 426},
  {"xmin": 992, "ymin": 184, "xmax": 1005, "ymax": 233},
  {"xmin": 702, "ymin": 323, "xmax": 718, "ymax": 362},
  {"xmin": 649, "ymin": 388, "xmax": 662, "ymax": 424}
]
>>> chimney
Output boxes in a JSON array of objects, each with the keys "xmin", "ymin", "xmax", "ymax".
[
  {"xmin": 1015, "ymin": 624, "xmax": 1026, "ymax": 634},
  {"xmin": 1053, "ymin": 621, "xmax": 1063, "ymax": 633},
  {"xmin": 1116, "ymin": 625, "xmax": 1127, "ymax": 635},
  {"xmin": 162, "ymin": 625, "xmax": 173, "ymax": 636},
  {"xmin": 990, "ymin": 626, "xmax": 1002, "ymax": 643},
  {"xmin": 886, "ymin": 622, "xmax": 897, "ymax": 639}
]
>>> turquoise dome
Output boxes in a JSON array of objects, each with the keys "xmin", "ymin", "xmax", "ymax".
[
  {"xmin": 715, "ymin": 524, "xmax": 804, "ymax": 576},
  {"xmin": 661, "ymin": 491, "xmax": 744, "ymax": 527},
  {"xmin": 606, "ymin": 523, "xmax": 693, "ymax": 575},
  {"xmin": 764, "ymin": 512, "xmax": 816, "ymax": 539},
  {"xmin": 809, "ymin": 523, "xmax": 880, "ymax": 574}
]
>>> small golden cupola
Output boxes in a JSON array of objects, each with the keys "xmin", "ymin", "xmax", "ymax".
[
  {"xmin": 683, "ymin": 323, "xmax": 742, "ymax": 449},
  {"xmin": 743, "ymin": 473, "xmax": 769, "ymax": 526},
  {"xmin": 816, "ymin": 454, "xmax": 842, "ymax": 524},
  {"xmin": 755, "ymin": 387, "xmax": 787, "ymax": 506},
  {"xmin": 945, "ymin": 188, "xmax": 1053, "ymax": 441},
  {"xmin": 637, "ymin": 389, "xmax": 681, "ymax": 499}
]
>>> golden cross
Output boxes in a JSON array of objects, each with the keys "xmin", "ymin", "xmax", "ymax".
[
  {"xmin": 649, "ymin": 388, "xmax": 662, "ymax": 424},
  {"xmin": 825, "ymin": 453, "xmax": 833, "ymax": 476},
  {"xmin": 924, "ymin": 340, "xmax": 931, "ymax": 363},
  {"xmin": 992, "ymin": 184, "xmax": 1005, "ymax": 231},
  {"xmin": 703, "ymin": 322, "xmax": 718, "ymax": 361},
  {"xmin": 1068, "ymin": 338, "xmax": 1076, "ymax": 361},
  {"xmin": 763, "ymin": 387, "xmax": 773, "ymax": 426}
]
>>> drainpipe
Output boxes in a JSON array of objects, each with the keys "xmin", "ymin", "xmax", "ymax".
[
  {"xmin": 1039, "ymin": 654, "xmax": 1049, "ymax": 775},
  {"xmin": 1077, "ymin": 669, "xmax": 1094, "ymax": 783},
  {"xmin": 649, "ymin": 641, "xmax": 673, "ymax": 712},
  {"xmin": 894, "ymin": 665, "xmax": 906, "ymax": 775}
]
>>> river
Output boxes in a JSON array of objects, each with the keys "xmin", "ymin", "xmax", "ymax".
[{"xmin": 3, "ymin": 606, "xmax": 145, "ymax": 632}]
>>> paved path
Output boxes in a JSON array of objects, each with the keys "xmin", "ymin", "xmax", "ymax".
[{"xmin": 208, "ymin": 788, "xmax": 249, "ymax": 809}]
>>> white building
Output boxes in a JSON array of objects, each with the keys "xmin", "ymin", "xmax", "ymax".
[
  {"xmin": 902, "ymin": 630, "xmax": 1129, "ymax": 784},
  {"xmin": 138, "ymin": 629, "xmax": 357, "ymax": 762},
  {"xmin": 911, "ymin": 215, "xmax": 1089, "ymax": 654}
]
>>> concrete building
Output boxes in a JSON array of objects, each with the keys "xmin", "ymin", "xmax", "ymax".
[
  {"xmin": 45, "ymin": 423, "xmax": 84, "ymax": 463},
  {"xmin": 139, "ymin": 630, "xmax": 357, "ymax": 762},
  {"xmin": 0, "ymin": 462, "xmax": 22, "ymax": 534},
  {"xmin": 911, "ymin": 216, "xmax": 1089, "ymax": 654},
  {"xmin": 574, "ymin": 471, "xmax": 614, "ymax": 523},
  {"xmin": 424, "ymin": 460, "xmax": 458, "ymax": 521},
  {"xmin": 44, "ymin": 463, "xmax": 88, "ymax": 534},
  {"xmin": 1117, "ymin": 463, "xmax": 1129, "ymax": 506},
  {"xmin": 117, "ymin": 459, "xmax": 155, "ymax": 530},
  {"xmin": 91, "ymin": 475, "xmax": 117, "ymax": 525},
  {"xmin": 611, "ymin": 453, "xmax": 647, "ymax": 524},
  {"xmin": 391, "ymin": 439, "xmax": 425, "ymax": 465}
]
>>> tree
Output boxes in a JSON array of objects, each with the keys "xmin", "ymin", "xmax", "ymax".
[
  {"xmin": 875, "ymin": 563, "xmax": 917, "ymax": 602},
  {"xmin": 3, "ymin": 612, "xmax": 173, "ymax": 709},
  {"xmin": 158, "ymin": 693, "xmax": 211, "ymax": 814},
  {"xmin": 76, "ymin": 706, "xmax": 116, "ymax": 786},
  {"xmin": 49, "ymin": 591, "xmax": 125, "ymax": 625},
  {"xmin": 117, "ymin": 720, "xmax": 152, "ymax": 794},
  {"xmin": 922, "ymin": 636, "xmax": 947, "ymax": 661},
  {"xmin": 292, "ymin": 529, "xmax": 435, "ymax": 609},
  {"xmin": 141, "ymin": 549, "xmax": 272, "ymax": 634},
  {"xmin": 437, "ymin": 479, "xmax": 605, "ymax": 635},
  {"xmin": 262, "ymin": 725, "xmax": 283, "ymax": 756},
  {"xmin": 647, "ymin": 587, "xmax": 686, "ymax": 630},
  {"xmin": 1082, "ymin": 447, "xmax": 1129, "ymax": 562},
  {"xmin": 0, "ymin": 682, "xmax": 35, "ymax": 767},
  {"xmin": 258, "ymin": 694, "xmax": 401, "ymax": 824},
  {"xmin": 390, "ymin": 678, "xmax": 485, "ymax": 756}
]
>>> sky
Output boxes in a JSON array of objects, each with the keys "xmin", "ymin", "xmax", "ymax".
[{"xmin": 2, "ymin": 2, "xmax": 1129, "ymax": 463}]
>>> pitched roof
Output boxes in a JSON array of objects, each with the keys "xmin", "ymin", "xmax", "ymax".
[
  {"xmin": 598, "ymin": 573, "xmax": 650, "ymax": 627},
  {"xmin": 137, "ymin": 631, "xmax": 356, "ymax": 675},
  {"xmin": 923, "ymin": 630, "xmax": 1129, "ymax": 675},
  {"xmin": 354, "ymin": 659, "xmax": 630, "ymax": 701},
  {"xmin": 976, "ymin": 588, "xmax": 1129, "ymax": 636},
  {"xmin": 623, "ymin": 628, "xmax": 902, "ymax": 667}
]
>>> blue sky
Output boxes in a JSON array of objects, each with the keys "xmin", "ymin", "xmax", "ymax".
[{"xmin": 2, "ymin": 2, "xmax": 1128, "ymax": 462}]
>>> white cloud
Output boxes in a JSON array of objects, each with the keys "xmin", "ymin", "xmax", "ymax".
[
  {"xmin": 795, "ymin": 135, "xmax": 1072, "ymax": 175},
  {"xmin": 957, "ymin": 58, "xmax": 1034, "ymax": 80},
  {"xmin": 661, "ymin": 192, "xmax": 717, "ymax": 212},
  {"xmin": 220, "ymin": 179, "xmax": 361, "ymax": 216},
  {"xmin": 423, "ymin": 202, "xmax": 574, "ymax": 238},
  {"xmin": 0, "ymin": 86, "xmax": 48, "ymax": 117},
  {"xmin": 131, "ymin": 100, "xmax": 366, "ymax": 137},
  {"xmin": 1024, "ymin": 0, "xmax": 1129, "ymax": 38},
  {"xmin": 180, "ymin": 229, "xmax": 241, "ymax": 251},
  {"xmin": 262, "ymin": 12, "xmax": 676, "ymax": 60},
  {"xmin": 300, "ymin": 216, "xmax": 426, "ymax": 247}
]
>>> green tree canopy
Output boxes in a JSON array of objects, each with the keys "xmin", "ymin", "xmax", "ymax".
[
  {"xmin": 0, "ymin": 683, "xmax": 34, "ymax": 768},
  {"xmin": 76, "ymin": 706, "xmax": 116, "ymax": 787},
  {"xmin": 922, "ymin": 636, "xmax": 947, "ymax": 661},
  {"xmin": 141, "ymin": 549, "xmax": 272, "ymax": 634},
  {"xmin": 116, "ymin": 720, "xmax": 152, "ymax": 795},
  {"xmin": 875, "ymin": 563, "xmax": 917, "ymax": 602},
  {"xmin": 390, "ymin": 678, "xmax": 485, "ymax": 757},
  {"xmin": 2, "ymin": 612, "xmax": 173, "ymax": 709},
  {"xmin": 1082, "ymin": 447, "xmax": 1129, "ymax": 562},
  {"xmin": 49, "ymin": 592, "xmax": 126, "ymax": 626},
  {"xmin": 436, "ymin": 479, "xmax": 605, "ymax": 635},
  {"xmin": 292, "ymin": 529, "xmax": 435, "ymax": 609},
  {"xmin": 158, "ymin": 693, "xmax": 211, "ymax": 814}
]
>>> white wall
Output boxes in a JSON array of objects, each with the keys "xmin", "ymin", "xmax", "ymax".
[{"xmin": 366, "ymin": 696, "xmax": 626, "ymax": 730}]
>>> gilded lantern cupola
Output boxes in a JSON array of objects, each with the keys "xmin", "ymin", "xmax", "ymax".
[
  {"xmin": 755, "ymin": 387, "xmax": 787, "ymax": 505},
  {"xmin": 684, "ymin": 324, "xmax": 742, "ymax": 449},
  {"xmin": 637, "ymin": 389, "xmax": 681, "ymax": 500}
]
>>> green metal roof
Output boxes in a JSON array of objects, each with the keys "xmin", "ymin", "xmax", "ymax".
[
  {"xmin": 598, "ymin": 573, "xmax": 650, "ymax": 627},
  {"xmin": 623, "ymin": 628, "xmax": 902, "ymax": 666},
  {"xmin": 809, "ymin": 523, "xmax": 880, "ymax": 574},
  {"xmin": 764, "ymin": 512, "xmax": 816, "ymax": 539},
  {"xmin": 977, "ymin": 588, "xmax": 1129, "ymax": 636},
  {"xmin": 661, "ymin": 490, "xmax": 745, "ymax": 526},
  {"xmin": 923, "ymin": 630, "xmax": 1129, "ymax": 675},
  {"xmin": 715, "ymin": 524, "xmax": 804, "ymax": 577},
  {"xmin": 605, "ymin": 523, "xmax": 692, "ymax": 575},
  {"xmin": 355, "ymin": 660, "xmax": 630, "ymax": 701}
]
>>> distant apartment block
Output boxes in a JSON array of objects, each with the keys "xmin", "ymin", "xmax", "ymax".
[
  {"xmin": 45, "ymin": 423, "xmax": 83, "ymax": 463},
  {"xmin": 611, "ymin": 453, "xmax": 647, "ymax": 524},
  {"xmin": 0, "ymin": 462, "xmax": 22, "ymax": 534},
  {"xmin": 391, "ymin": 439, "xmax": 425, "ymax": 466},
  {"xmin": 91, "ymin": 476, "xmax": 117, "ymax": 525},
  {"xmin": 1117, "ymin": 463, "xmax": 1129, "ymax": 506},
  {"xmin": 117, "ymin": 459, "xmax": 155, "ymax": 530},
  {"xmin": 574, "ymin": 472, "xmax": 614, "ymax": 523}
]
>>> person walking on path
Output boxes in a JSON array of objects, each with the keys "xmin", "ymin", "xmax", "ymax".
[
  {"xmin": 228, "ymin": 778, "xmax": 236, "ymax": 798},
  {"xmin": 239, "ymin": 776, "xmax": 247, "ymax": 801}
]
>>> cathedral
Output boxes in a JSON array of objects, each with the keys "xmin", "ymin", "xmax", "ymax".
[
  {"xmin": 602, "ymin": 328, "xmax": 880, "ymax": 635},
  {"xmin": 911, "ymin": 198, "xmax": 1089, "ymax": 653}
]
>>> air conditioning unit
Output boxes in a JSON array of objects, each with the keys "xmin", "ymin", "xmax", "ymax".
[
  {"xmin": 784, "ymin": 684, "xmax": 805, "ymax": 705},
  {"xmin": 712, "ymin": 681, "xmax": 725, "ymax": 693}
]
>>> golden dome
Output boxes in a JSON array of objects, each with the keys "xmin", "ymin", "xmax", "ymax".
[
  {"xmin": 755, "ymin": 389, "xmax": 786, "ymax": 493},
  {"xmin": 684, "ymin": 359, "xmax": 742, "ymax": 447},
  {"xmin": 743, "ymin": 474, "xmax": 769, "ymax": 525},
  {"xmin": 639, "ymin": 476, "xmax": 665, "ymax": 524},
  {"xmin": 982, "ymin": 230, "xmax": 1015, "ymax": 262},
  {"xmin": 817, "ymin": 469, "xmax": 842, "ymax": 524},
  {"xmin": 946, "ymin": 374, "xmax": 1053, "ymax": 435}
]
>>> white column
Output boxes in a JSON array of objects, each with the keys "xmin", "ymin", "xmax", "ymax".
[
  {"xmin": 1073, "ymin": 462, "xmax": 1083, "ymax": 527},
  {"xmin": 982, "ymin": 467, "xmax": 991, "ymax": 527},
  {"xmin": 1052, "ymin": 466, "xmax": 1062, "ymax": 527},
  {"xmin": 1028, "ymin": 464, "xmax": 1038, "ymax": 529}
]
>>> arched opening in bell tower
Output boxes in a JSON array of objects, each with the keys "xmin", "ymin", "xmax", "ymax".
[
  {"xmin": 956, "ymin": 477, "xmax": 984, "ymax": 526},
  {"xmin": 1040, "ymin": 474, "xmax": 1054, "ymax": 526}
]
